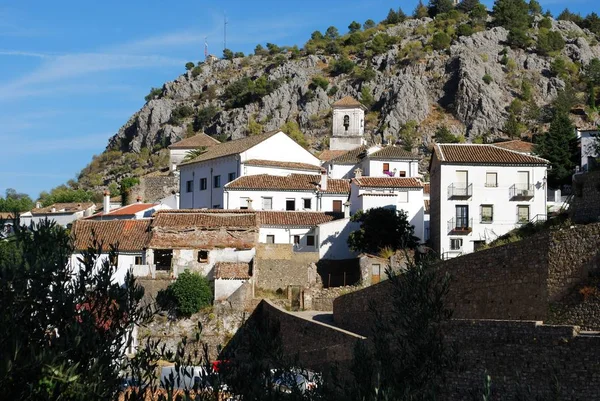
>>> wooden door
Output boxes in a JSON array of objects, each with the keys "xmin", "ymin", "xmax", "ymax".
[{"xmin": 333, "ymin": 200, "xmax": 343, "ymax": 213}]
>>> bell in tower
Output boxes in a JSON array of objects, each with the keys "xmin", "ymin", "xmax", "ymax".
[{"xmin": 330, "ymin": 96, "xmax": 366, "ymax": 151}]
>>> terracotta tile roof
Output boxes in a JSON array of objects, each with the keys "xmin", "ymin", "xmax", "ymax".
[
  {"xmin": 180, "ymin": 130, "xmax": 280, "ymax": 166},
  {"xmin": 95, "ymin": 203, "xmax": 157, "ymax": 217},
  {"xmin": 434, "ymin": 144, "xmax": 548, "ymax": 165},
  {"xmin": 225, "ymin": 174, "xmax": 350, "ymax": 194},
  {"xmin": 152, "ymin": 210, "xmax": 257, "ymax": 229},
  {"xmin": 31, "ymin": 202, "xmax": 95, "ymax": 215},
  {"xmin": 256, "ymin": 211, "xmax": 339, "ymax": 226},
  {"xmin": 214, "ymin": 262, "xmax": 251, "ymax": 280},
  {"xmin": 332, "ymin": 96, "xmax": 365, "ymax": 108},
  {"xmin": 492, "ymin": 140, "xmax": 535, "ymax": 154},
  {"xmin": 353, "ymin": 177, "xmax": 423, "ymax": 188},
  {"xmin": 168, "ymin": 133, "xmax": 220, "ymax": 149},
  {"xmin": 423, "ymin": 183, "xmax": 430, "ymax": 195},
  {"xmin": 71, "ymin": 220, "xmax": 152, "ymax": 252},
  {"xmin": 0, "ymin": 212, "xmax": 17, "ymax": 220},
  {"xmin": 369, "ymin": 146, "xmax": 418, "ymax": 160},
  {"xmin": 318, "ymin": 150, "xmax": 348, "ymax": 162},
  {"xmin": 243, "ymin": 159, "xmax": 322, "ymax": 172},
  {"xmin": 328, "ymin": 145, "xmax": 369, "ymax": 165}
]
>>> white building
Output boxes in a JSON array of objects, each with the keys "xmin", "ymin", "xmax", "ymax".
[
  {"xmin": 168, "ymin": 133, "xmax": 220, "ymax": 173},
  {"xmin": 330, "ymin": 96, "xmax": 367, "ymax": 151},
  {"xmin": 178, "ymin": 130, "xmax": 321, "ymax": 209},
  {"xmin": 20, "ymin": 202, "xmax": 96, "ymax": 228},
  {"xmin": 349, "ymin": 176, "xmax": 425, "ymax": 242},
  {"xmin": 223, "ymin": 172, "xmax": 350, "ymax": 213},
  {"xmin": 429, "ymin": 144, "xmax": 549, "ymax": 259},
  {"xmin": 88, "ymin": 201, "xmax": 170, "ymax": 221},
  {"xmin": 324, "ymin": 145, "xmax": 420, "ymax": 179},
  {"xmin": 577, "ymin": 128, "xmax": 599, "ymax": 172}
]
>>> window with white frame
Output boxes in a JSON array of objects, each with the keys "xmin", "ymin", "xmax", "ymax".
[
  {"xmin": 262, "ymin": 197, "xmax": 273, "ymax": 210},
  {"xmin": 517, "ymin": 205, "xmax": 529, "ymax": 223},
  {"xmin": 481, "ymin": 205, "xmax": 493, "ymax": 223},
  {"xmin": 450, "ymin": 238, "xmax": 463, "ymax": 250},
  {"xmin": 485, "ymin": 172, "xmax": 498, "ymax": 187},
  {"xmin": 286, "ymin": 199, "xmax": 296, "ymax": 211}
]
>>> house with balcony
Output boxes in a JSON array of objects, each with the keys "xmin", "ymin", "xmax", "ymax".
[
  {"xmin": 223, "ymin": 171, "xmax": 350, "ymax": 213},
  {"xmin": 429, "ymin": 144, "xmax": 549, "ymax": 259},
  {"xmin": 178, "ymin": 130, "xmax": 322, "ymax": 209}
]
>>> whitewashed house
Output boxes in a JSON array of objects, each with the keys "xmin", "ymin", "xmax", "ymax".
[
  {"xmin": 429, "ymin": 144, "xmax": 549, "ymax": 259},
  {"xmin": 577, "ymin": 128, "xmax": 599, "ymax": 172},
  {"xmin": 178, "ymin": 131, "xmax": 321, "ymax": 209},
  {"xmin": 88, "ymin": 201, "xmax": 170, "ymax": 221},
  {"xmin": 223, "ymin": 172, "xmax": 350, "ymax": 213},
  {"xmin": 349, "ymin": 176, "xmax": 425, "ymax": 242},
  {"xmin": 20, "ymin": 202, "xmax": 96, "ymax": 228},
  {"xmin": 423, "ymin": 183, "xmax": 430, "ymax": 242},
  {"xmin": 213, "ymin": 262, "xmax": 252, "ymax": 301},
  {"xmin": 69, "ymin": 219, "xmax": 152, "ymax": 283},
  {"xmin": 168, "ymin": 133, "xmax": 220, "ymax": 173}
]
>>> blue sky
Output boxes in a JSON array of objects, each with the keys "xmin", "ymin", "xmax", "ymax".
[{"xmin": 0, "ymin": 0, "xmax": 596, "ymax": 199}]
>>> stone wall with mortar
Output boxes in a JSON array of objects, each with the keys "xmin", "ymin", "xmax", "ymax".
[
  {"xmin": 571, "ymin": 170, "xmax": 600, "ymax": 224},
  {"xmin": 129, "ymin": 174, "xmax": 179, "ymax": 204},
  {"xmin": 255, "ymin": 244, "xmax": 319, "ymax": 291}
]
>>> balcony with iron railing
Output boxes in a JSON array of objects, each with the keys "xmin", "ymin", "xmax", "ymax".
[
  {"xmin": 447, "ymin": 183, "xmax": 472, "ymax": 199},
  {"xmin": 510, "ymin": 184, "xmax": 535, "ymax": 200},
  {"xmin": 447, "ymin": 217, "xmax": 473, "ymax": 235}
]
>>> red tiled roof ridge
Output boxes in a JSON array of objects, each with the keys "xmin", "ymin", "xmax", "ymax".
[
  {"xmin": 256, "ymin": 211, "xmax": 340, "ymax": 227},
  {"xmin": 242, "ymin": 159, "xmax": 322, "ymax": 171},
  {"xmin": 168, "ymin": 133, "xmax": 220, "ymax": 149},
  {"xmin": 353, "ymin": 177, "xmax": 423, "ymax": 188},
  {"xmin": 225, "ymin": 174, "xmax": 350, "ymax": 194},
  {"xmin": 434, "ymin": 143, "xmax": 548, "ymax": 164},
  {"xmin": 71, "ymin": 219, "xmax": 152, "ymax": 252}
]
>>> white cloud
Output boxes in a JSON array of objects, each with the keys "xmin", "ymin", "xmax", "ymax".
[{"xmin": 3, "ymin": 132, "xmax": 110, "ymax": 154}]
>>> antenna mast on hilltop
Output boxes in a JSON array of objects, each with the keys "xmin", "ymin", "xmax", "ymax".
[{"xmin": 224, "ymin": 12, "xmax": 228, "ymax": 51}]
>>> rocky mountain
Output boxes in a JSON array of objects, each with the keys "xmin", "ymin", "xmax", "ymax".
[{"xmin": 77, "ymin": 13, "xmax": 600, "ymax": 190}]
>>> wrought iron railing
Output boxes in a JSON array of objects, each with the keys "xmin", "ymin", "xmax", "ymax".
[
  {"xmin": 447, "ymin": 183, "xmax": 472, "ymax": 199},
  {"xmin": 447, "ymin": 217, "xmax": 473, "ymax": 234},
  {"xmin": 509, "ymin": 184, "xmax": 534, "ymax": 200}
]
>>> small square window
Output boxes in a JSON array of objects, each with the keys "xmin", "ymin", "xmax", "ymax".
[
  {"xmin": 134, "ymin": 256, "xmax": 143, "ymax": 265},
  {"xmin": 450, "ymin": 238, "xmax": 463, "ymax": 250},
  {"xmin": 286, "ymin": 199, "xmax": 295, "ymax": 211},
  {"xmin": 306, "ymin": 235, "xmax": 315, "ymax": 246},
  {"xmin": 517, "ymin": 205, "xmax": 529, "ymax": 224},
  {"xmin": 303, "ymin": 198, "xmax": 311, "ymax": 209},
  {"xmin": 186, "ymin": 180, "xmax": 193, "ymax": 193},
  {"xmin": 228, "ymin": 172, "xmax": 236, "ymax": 182},
  {"xmin": 198, "ymin": 250, "xmax": 208, "ymax": 263},
  {"xmin": 213, "ymin": 175, "xmax": 221, "ymax": 188},
  {"xmin": 383, "ymin": 163, "xmax": 390, "ymax": 172},
  {"xmin": 486, "ymin": 172, "xmax": 498, "ymax": 187},
  {"xmin": 262, "ymin": 197, "xmax": 273, "ymax": 210},
  {"xmin": 199, "ymin": 178, "xmax": 207, "ymax": 191},
  {"xmin": 266, "ymin": 235, "xmax": 275, "ymax": 244},
  {"xmin": 240, "ymin": 197, "xmax": 250, "ymax": 210},
  {"xmin": 398, "ymin": 171, "xmax": 406, "ymax": 177}
]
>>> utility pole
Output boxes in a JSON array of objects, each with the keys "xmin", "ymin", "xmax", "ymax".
[{"xmin": 224, "ymin": 12, "xmax": 228, "ymax": 51}]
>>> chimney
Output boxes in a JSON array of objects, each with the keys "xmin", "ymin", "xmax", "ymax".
[
  {"xmin": 35, "ymin": 201, "xmax": 41, "ymax": 209},
  {"xmin": 247, "ymin": 198, "xmax": 254, "ymax": 210},
  {"xmin": 320, "ymin": 169, "xmax": 328, "ymax": 192},
  {"xmin": 175, "ymin": 192, "xmax": 180, "ymax": 209},
  {"xmin": 103, "ymin": 190, "xmax": 111, "ymax": 213},
  {"xmin": 51, "ymin": 207, "xmax": 56, "ymax": 213},
  {"xmin": 136, "ymin": 196, "xmax": 142, "ymax": 204},
  {"xmin": 354, "ymin": 168, "xmax": 363, "ymax": 178},
  {"xmin": 344, "ymin": 201, "xmax": 350, "ymax": 218}
]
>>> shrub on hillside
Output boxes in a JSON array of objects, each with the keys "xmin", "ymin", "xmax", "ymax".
[
  {"xmin": 431, "ymin": 32, "xmax": 452, "ymax": 50},
  {"xmin": 537, "ymin": 30, "xmax": 565, "ymax": 55},
  {"xmin": 330, "ymin": 56, "xmax": 356, "ymax": 76},
  {"xmin": 310, "ymin": 75, "xmax": 329, "ymax": 91},
  {"xmin": 145, "ymin": 87, "xmax": 163, "ymax": 102},
  {"xmin": 157, "ymin": 271, "xmax": 212, "ymax": 317},
  {"xmin": 170, "ymin": 105, "xmax": 195, "ymax": 125}
]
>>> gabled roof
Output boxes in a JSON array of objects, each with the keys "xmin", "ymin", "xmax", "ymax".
[
  {"xmin": 369, "ymin": 146, "xmax": 419, "ymax": 160},
  {"xmin": 328, "ymin": 145, "xmax": 369, "ymax": 165},
  {"xmin": 179, "ymin": 130, "xmax": 280, "ymax": 166},
  {"xmin": 257, "ymin": 211, "xmax": 339, "ymax": 227},
  {"xmin": 93, "ymin": 203, "xmax": 157, "ymax": 218},
  {"xmin": 0, "ymin": 212, "xmax": 17, "ymax": 220},
  {"xmin": 433, "ymin": 144, "xmax": 548, "ymax": 165},
  {"xmin": 30, "ymin": 202, "xmax": 95, "ymax": 215},
  {"xmin": 242, "ymin": 159, "xmax": 322, "ymax": 172},
  {"xmin": 333, "ymin": 96, "xmax": 366, "ymax": 109},
  {"xmin": 353, "ymin": 177, "xmax": 423, "ymax": 189},
  {"xmin": 71, "ymin": 220, "xmax": 152, "ymax": 252},
  {"xmin": 225, "ymin": 174, "xmax": 350, "ymax": 194},
  {"xmin": 152, "ymin": 210, "xmax": 257, "ymax": 229},
  {"xmin": 214, "ymin": 262, "xmax": 251, "ymax": 280},
  {"xmin": 318, "ymin": 150, "xmax": 348, "ymax": 162},
  {"xmin": 168, "ymin": 133, "xmax": 220, "ymax": 149},
  {"xmin": 492, "ymin": 140, "xmax": 534, "ymax": 154}
]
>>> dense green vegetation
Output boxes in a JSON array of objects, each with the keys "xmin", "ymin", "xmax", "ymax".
[
  {"xmin": 157, "ymin": 271, "xmax": 212, "ymax": 317},
  {"xmin": 348, "ymin": 208, "xmax": 420, "ymax": 254},
  {"xmin": 0, "ymin": 189, "xmax": 34, "ymax": 212}
]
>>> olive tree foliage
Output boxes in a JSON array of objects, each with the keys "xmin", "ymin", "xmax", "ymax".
[
  {"xmin": 348, "ymin": 208, "xmax": 420, "ymax": 254},
  {"xmin": 0, "ymin": 220, "xmax": 153, "ymax": 400}
]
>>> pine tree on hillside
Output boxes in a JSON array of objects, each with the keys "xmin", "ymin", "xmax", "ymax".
[
  {"xmin": 534, "ymin": 112, "xmax": 577, "ymax": 187},
  {"xmin": 414, "ymin": 0, "xmax": 429, "ymax": 18},
  {"xmin": 458, "ymin": 0, "xmax": 481, "ymax": 13},
  {"xmin": 428, "ymin": 0, "xmax": 455, "ymax": 17}
]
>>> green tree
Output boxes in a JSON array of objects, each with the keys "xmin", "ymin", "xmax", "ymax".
[
  {"xmin": 585, "ymin": 58, "xmax": 600, "ymax": 85},
  {"xmin": 310, "ymin": 75, "xmax": 329, "ymax": 91},
  {"xmin": 266, "ymin": 42, "xmax": 280, "ymax": 55},
  {"xmin": 0, "ymin": 189, "xmax": 34, "ymax": 212},
  {"xmin": 457, "ymin": 23, "xmax": 475, "ymax": 36},
  {"xmin": 311, "ymin": 30, "xmax": 324, "ymax": 41},
  {"xmin": 348, "ymin": 21, "xmax": 361, "ymax": 33},
  {"xmin": 428, "ymin": 0, "xmax": 455, "ymax": 17},
  {"xmin": 330, "ymin": 56, "xmax": 356, "ymax": 76},
  {"xmin": 325, "ymin": 26, "xmax": 340, "ymax": 40},
  {"xmin": 363, "ymin": 19, "xmax": 376, "ymax": 30},
  {"xmin": 552, "ymin": 83, "xmax": 579, "ymax": 115},
  {"xmin": 280, "ymin": 121, "xmax": 308, "ymax": 148},
  {"xmin": 557, "ymin": 8, "xmax": 583, "ymax": 24},
  {"xmin": 193, "ymin": 105, "xmax": 219, "ymax": 132},
  {"xmin": 0, "ymin": 220, "xmax": 151, "ymax": 399},
  {"xmin": 434, "ymin": 125, "xmax": 463, "ymax": 143},
  {"xmin": 534, "ymin": 112, "xmax": 577, "ymax": 186},
  {"xmin": 537, "ymin": 30, "xmax": 565, "ymax": 55},
  {"xmin": 234, "ymin": 51, "xmax": 245, "ymax": 58},
  {"xmin": 528, "ymin": 0, "xmax": 542, "ymax": 15},
  {"xmin": 158, "ymin": 271, "xmax": 212, "ymax": 317},
  {"xmin": 360, "ymin": 85, "xmax": 375, "ymax": 110},
  {"xmin": 583, "ymin": 12, "xmax": 600, "ymax": 35},
  {"xmin": 254, "ymin": 44, "xmax": 268, "ymax": 56},
  {"xmin": 539, "ymin": 17, "xmax": 552, "ymax": 29},
  {"xmin": 144, "ymin": 87, "xmax": 162, "ymax": 102},
  {"xmin": 414, "ymin": 0, "xmax": 429, "ymax": 18},
  {"xmin": 185, "ymin": 61, "xmax": 195, "ymax": 70},
  {"xmin": 39, "ymin": 186, "xmax": 94, "ymax": 207},
  {"xmin": 458, "ymin": 0, "xmax": 481, "ymax": 13},
  {"xmin": 431, "ymin": 32, "xmax": 452, "ymax": 50},
  {"xmin": 384, "ymin": 8, "xmax": 399, "ymax": 24},
  {"xmin": 470, "ymin": 3, "xmax": 488, "ymax": 24},
  {"xmin": 348, "ymin": 208, "xmax": 420, "ymax": 254},
  {"xmin": 503, "ymin": 110, "xmax": 524, "ymax": 137},
  {"xmin": 398, "ymin": 120, "xmax": 420, "ymax": 151},
  {"xmin": 223, "ymin": 48, "xmax": 234, "ymax": 60},
  {"xmin": 492, "ymin": 0, "xmax": 530, "ymax": 29}
]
